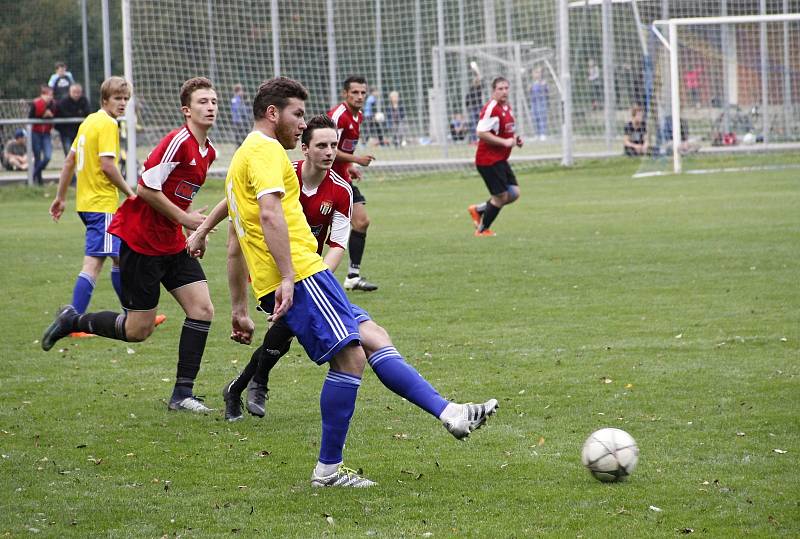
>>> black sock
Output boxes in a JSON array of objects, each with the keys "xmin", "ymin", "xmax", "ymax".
[
  {"xmin": 479, "ymin": 202, "xmax": 502, "ymax": 231},
  {"xmin": 173, "ymin": 318, "xmax": 211, "ymax": 400},
  {"xmin": 228, "ymin": 346, "xmax": 261, "ymax": 395},
  {"xmin": 348, "ymin": 230, "xmax": 366, "ymax": 277},
  {"xmin": 253, "ymin": 322, "xmax": 293, "ymax": 386},
  {"xmin": 76, "ymin": 311, "xmax": 128, "ymax": 341}
]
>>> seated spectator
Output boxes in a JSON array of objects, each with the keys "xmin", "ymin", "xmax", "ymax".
[
  {"xmin": 623, "ymin": 105, "xmax": 648, "ymax": 157},
  {"xmin": 3, "ymin": 129, "xmax": 29, "ymax": 171},
  {"xmin": 661, "ymin": 115, "xmax": 699, "ymax": 156},
  {"xmin": 450, "ymin": 113, "xmax": 467, "ymax": 141},
  {"xmin": 48, "ymin": 62, "xmax": 76, "ymax": 102}
]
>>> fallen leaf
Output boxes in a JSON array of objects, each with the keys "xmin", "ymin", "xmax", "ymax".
[
  {"xmin": 538, "ymin": 436, "xmax": 545, "ymax": 446},
  {"xmin": 736, "ymin": 432, "xmax": 745, "ymax": 436},
  {"xmin": 625, "ymin": 383, "xmax": 633, "ymax": 389},
  {"xmin": 675, "ymin": 333, "xmax": 683, "ymax": 339},
  {"xmin": 126, "ymin": 347, "xmax": 135, "ymax": 355},
  {"xmin": 649, "ymin": 505, "xmax": 662, "ymax": 512},
  {"xmin": 773, "ymin": 449, "xmax": 787, "ymax": 454}
]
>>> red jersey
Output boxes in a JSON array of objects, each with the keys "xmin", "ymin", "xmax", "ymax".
[
  {"xmin": 293, "ymin": 160, "xmax": 352, "ymax": 254},
  {"xmin": 109, "ymin": 125, "xmax": 216, "ymax": 256},
  {"xmin": 327, "ymin": 102, "xmax": 362, "ymax": 182},
  {"xmin": 475, "ymin": 99, "xmax": 516, "ymax": 166},
  {"xmin": 29, "ymin": 98, "xmax": 56, "ymax": 134}
]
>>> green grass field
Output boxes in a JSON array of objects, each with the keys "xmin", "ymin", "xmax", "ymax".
[{"xmin": 1, "ymin": 157, "xmax": 798, "ymax": 537}]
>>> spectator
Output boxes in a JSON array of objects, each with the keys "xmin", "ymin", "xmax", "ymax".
[
  {"xmin": 3, "ymin": 129, "xmax": 29, "ymax": 171},
  {"xmin": 48, "ymin": 62, "xmax": 76, "ymax": 101},
  {"xmin": 386, "ymin": 90, "xmax": 406, "ymax": 147},
  {"xmin": 623, "ymin": 104, "xmax": 648, "ymax": 157},
  {"xmin": 684, "ymin": 65, "xmax": 701, "ymax": 107},
  {"xmin": 530, "ymin": 67, "xmax": 549, "ymax": 141},
  {"xmin": 588, "ymin": 59, "xmax": 601, "ymax": 110},
  {"xmin": 661, "ymin": 115, "xmax": 698, "ymax": 156},
  {"xmin": 230, "ymin": 83, "xmax": 249, "ymax": 145},
  {"xmin": 449, "ymin": 113, "xmax": 467, "ymax": 141},
  {"xmin": 465, "ymin": 73, "xmax": 483, "ymax": 143},
  {"xmin": 55, "ymin": 83, "xmax": 90, "ymax": 156},
  {"xmin": 28, "ymin": 85, "xmax": 56, "ymax": 184},
  {"xmin": 362, "ymin": 89, "xmax": 385, "ymax": 146}
]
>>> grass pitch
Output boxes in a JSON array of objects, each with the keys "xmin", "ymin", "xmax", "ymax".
[{"xmin": 1, "ymin": 156, "xmax": 798, "ymax": 537}]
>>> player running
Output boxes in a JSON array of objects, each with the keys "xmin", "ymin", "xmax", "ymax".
[
  {"xmin": 328, "ymin": 76, "xmax": 378, "ymax": 292},
  {"xmin": 467, "ymin": 76, "xmax": 524, "ymax": 237},
  {"xmin": 42, "ymin": 77, "xmax": 218, "ymax": 413},
  {"xmin": 49, "ymin": 77, "xmax": 135, "ymax": 329}
]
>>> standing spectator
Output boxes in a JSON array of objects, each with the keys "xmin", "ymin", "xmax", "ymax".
[
  {"xmin": 623, "ymin": 105, "xmax": 649, "ymax": 156},
  {"xmin": 55, "ymin": 83, "xmax": 90, "ymax": 157},
  {"xmin": 386, "ymin": 91, "xmax": 406, "ymax": 147},
  {"xmin": 530, "ymin": 67, "xmax": 549, "ymax": 141},
  {"xmin": 684, "ymin": 66, "xmax": 701, "ymax": 107},
  {"xmin": 465, "ymin": 73, "xmax": 484, "ymax": 144},
  {"xmin": 29, "ymin": 85, "xmax": 56, "ymax": 185},
  {"xmin": 3, "ymin": 129, "xmax": 29, "ymax": 171},
  {"xmin": 449, "ymin": 113, "xmax": 467, "ymax": 141},
  {"xmin": 231, "ymin": 83, "xmax": 249, "ymax": 145},
  {"xmin": 467, "ymin": 77, "xmax": 524, "ymax": 237},
  {"xmin": 588, "ymin": 59, "xmax": 601, "ymax": 110},
  {"xmin": 48, "ymin": 62, "xmax": 76, "ymax": 101},
  {"xmin": 362, "ymin": 89, "xmax": 385, "ymax": 146}
]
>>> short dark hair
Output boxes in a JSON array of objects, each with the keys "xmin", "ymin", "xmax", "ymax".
[
  {"xmin": 180, "ymin": 77, "xmax": 214, "ymax": 107},
  {"xmin": 342, "ymin": 76, "xmax": 367, "ymax": 91},
  {"xmin": 253, "ymin": 77, "xmax": 309, "ymax": 120},
  {"xmin": 491, "ymin": 77, "xmax": 509, "ymax": 90},
  {"xmin": 55, "ymin": 62, "xmax": 66, "ymax": 69},
  {"xmin": 301, "ymin": 114, "xmax": 336, "ymax": 146}
]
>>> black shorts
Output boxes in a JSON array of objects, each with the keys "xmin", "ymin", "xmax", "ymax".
[
  {"xmin": 477, "ymin": 161, "xmax": 518, "ymax": 196},
  {"xmin": 119, "ymin": 240, "xmax": 207, "ymax": 311},
  {"xmin": 352, "ymin": 184, "xmax": 366, "ymax": 205}
]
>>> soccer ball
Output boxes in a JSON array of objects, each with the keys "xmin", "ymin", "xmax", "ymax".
[
  {"xmin": 742, "ymin": 132, "xmax": 756, "ymax": 145},
  {"xmin": 581, "ymin": 428, "xmax": 639, "ymax": 482}
]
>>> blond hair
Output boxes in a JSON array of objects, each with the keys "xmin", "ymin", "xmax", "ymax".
[{"xmin": 100, "ymin": 76, "xmax": 131, "ymax": 104}]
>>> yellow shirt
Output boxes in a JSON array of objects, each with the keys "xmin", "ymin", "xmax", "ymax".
[
  {"xmin": 71, "ymin": 110, "xmax": 121, "ymax": 213},
  {"xmin": 226, "ymin": 131, "xmax": 326, "ymax": 299}
]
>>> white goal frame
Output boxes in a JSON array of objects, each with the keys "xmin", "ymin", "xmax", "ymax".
[{"xmin": 652, "ymin": 13, "xmax": 800, "ymax": 174}]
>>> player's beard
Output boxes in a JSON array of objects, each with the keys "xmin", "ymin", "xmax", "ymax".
[{"xmin": 276, "ymin": 121, "xmax": 298, "ymax": 150}]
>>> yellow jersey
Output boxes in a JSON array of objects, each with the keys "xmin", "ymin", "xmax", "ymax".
[
  {"xmin": 71, "ymin": 109, "xmax": 121, "ymax": 213},
  {"xmin": 225, "ymin": 131, "xmax": 326, "ymax": 299}
]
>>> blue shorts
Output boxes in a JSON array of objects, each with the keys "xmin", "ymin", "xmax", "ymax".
[
  {"xmin": 259, "ymin": 270, "xmax": 361, "ymax": 365},
  {"xmin": 78, "ymin": 212, "xmax": 120, "ymax": 257},
  {"xmin": 350, "ymin": 303, "xmax": 371, "ymax": 324}
]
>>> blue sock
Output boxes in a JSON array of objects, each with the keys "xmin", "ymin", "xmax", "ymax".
[
  {"xmin": 368, "ymin": 346, "xmax": 449, "ymax": 418},
  {"xmin": 110, "ymin": 266, "xmax": 123, "ymax": 306},
  {"xmin": 319, "ymin": 370, "xmax": 361, "ymax": 465},
  {"xmin": 71, "ymin": 272, "xmax": 96, "ymax": 314}
]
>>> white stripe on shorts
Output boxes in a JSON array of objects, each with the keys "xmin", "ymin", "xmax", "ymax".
[{"xmin": 302, "ymin": 277, "xmax": 348, "ymax": 341}]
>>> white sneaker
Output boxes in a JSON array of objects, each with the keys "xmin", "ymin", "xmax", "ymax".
[
  {"xmin": 168, "ymin": 395, "xmax": 214, "ymax": 413},
  {"xmin": 311, "ymin": 465, "xmax": 376, "ymax": 488},
  {"xmin": 442, "ymin": 399, "xmax": 498, "ymax": 440},
  {"xmin": 343, "ymin": 276, "xmax": 378, "ymax": 292}
]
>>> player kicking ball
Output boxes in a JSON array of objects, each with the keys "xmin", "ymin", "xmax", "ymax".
[
  {"xmin": 189, "ymin": 110, "xmax": 497, "ymax": 488},
  {"xmin": 42, "ymin": 77, "xmax": 219, "ymax": 413}
]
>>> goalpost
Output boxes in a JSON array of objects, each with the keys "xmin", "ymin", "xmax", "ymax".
[{"xmin": 651, "ymin": 12, "xmax": 800, "ymax": 174}]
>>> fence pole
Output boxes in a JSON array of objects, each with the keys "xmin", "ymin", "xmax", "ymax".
[
  {"xmin": 122, "ymin": 0, "xmax": 137, "ymax": 186},
  {"xmin": 559, "ymin": 0, "xmax": 573, "ymax": 166},
  {"xmin": 102, "ymin": 0, "xmax": 112, "ymax": 78},
  {"xmin": 81, "ymin": 0, "xmax": 91, "ymax": 104},
  {"xmin": 271, "ymin": 0, "xmax": 280, "ymax": 76},
  {"xmin": 327, "ymin": 0, "xmax": 337, "ymax": 107}
]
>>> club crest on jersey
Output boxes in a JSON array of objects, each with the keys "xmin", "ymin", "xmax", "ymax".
[
  {"xmin": 319, "ymin": 200, "xmax": 333, "ymax": 216},
  {"xmin": 174, "ymin": 180, "xmax": 201, "ymax": 201}
]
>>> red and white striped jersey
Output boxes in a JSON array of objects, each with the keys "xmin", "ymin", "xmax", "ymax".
[
  {"xmin": 327, "ymin": 102, "xmax": 362, "ymax": 182},
  {"xmin": 109, "ymin": 125, "xmax": 216, "ymax": 255},
  {"xmin": 475, "ymin": 100, "xmax": 516, "ymax": 166},
  {"xmin": 293, "ymin": 160, "xmax": 352, "ymax": 255}
]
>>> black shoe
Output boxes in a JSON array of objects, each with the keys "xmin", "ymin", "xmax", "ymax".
[
  {"xmin": 246, "ymin": 381, "xmax": 268, "ymax": 418},
  {"xmin": 222, "ymin": 381, "xmax": 243, "ymax": 421},
  {"xmin": 42, "ymin": 305, "xmax": 78, "ymax": 351}
]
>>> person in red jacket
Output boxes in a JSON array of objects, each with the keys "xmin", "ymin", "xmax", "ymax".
[{"xmin": 28, "ymin": 85, "xmax": 56, "ymax": 184}]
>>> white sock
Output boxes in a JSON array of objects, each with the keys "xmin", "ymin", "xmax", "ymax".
[
  {"xmin": 438, "ymin": 402, "xmax": 460, "ymax": 423},
  {"xmin": 315, "ymin": 461, "xmax": 341, "ymax": 477}
]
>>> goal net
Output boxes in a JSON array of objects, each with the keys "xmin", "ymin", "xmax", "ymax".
[
  {"xmin": 648, "ymin": 11, "xmax": 800, "ymax": 175},
  {"xmin": 124, "ymin": 0, "xmax": 800, "ymax": 178}
]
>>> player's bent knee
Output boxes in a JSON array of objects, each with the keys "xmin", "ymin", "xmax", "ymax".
[
  {"xmin": 331, "ymin": 343, "xmax": 367, "ymax": 375},
  {"xmin": 125, "ymin": 323, "xmax": 154, "ymax": 342}
]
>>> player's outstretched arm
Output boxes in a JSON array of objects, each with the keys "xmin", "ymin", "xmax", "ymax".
[
  {"xmin": 99, "ymin": 155, "xmax": 136, "ymax": 198},
  {"xmin": 258, "ymin": 193, "xmax": 294, "ymax": 321},
  {"xmin": 226, "ymin": 223, "xmax": 254, "ymax": 344},
  {"xmin": 49, "ymin": 150, "xmax": 76, "ymax": 221},
  {"xmin": 186, "ymin": 197, "xmax": 228, "ymax": 258}
]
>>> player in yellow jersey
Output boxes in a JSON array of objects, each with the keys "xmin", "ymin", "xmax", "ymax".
[{"xmin": 49, "ymin": 76, "xmax": 135, "ymax": 322}]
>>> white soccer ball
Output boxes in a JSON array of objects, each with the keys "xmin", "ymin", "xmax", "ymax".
[
  {"xmin": 374, "ymin": 112, "xmax": 385, "ymax": 123},
  {"xmin": 581, "ymin": 428, "xmax": 639, "ymax": 482},
  {"xmin": 742, "ymin": 132, "xmax": 756, "ymax": 145}
]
